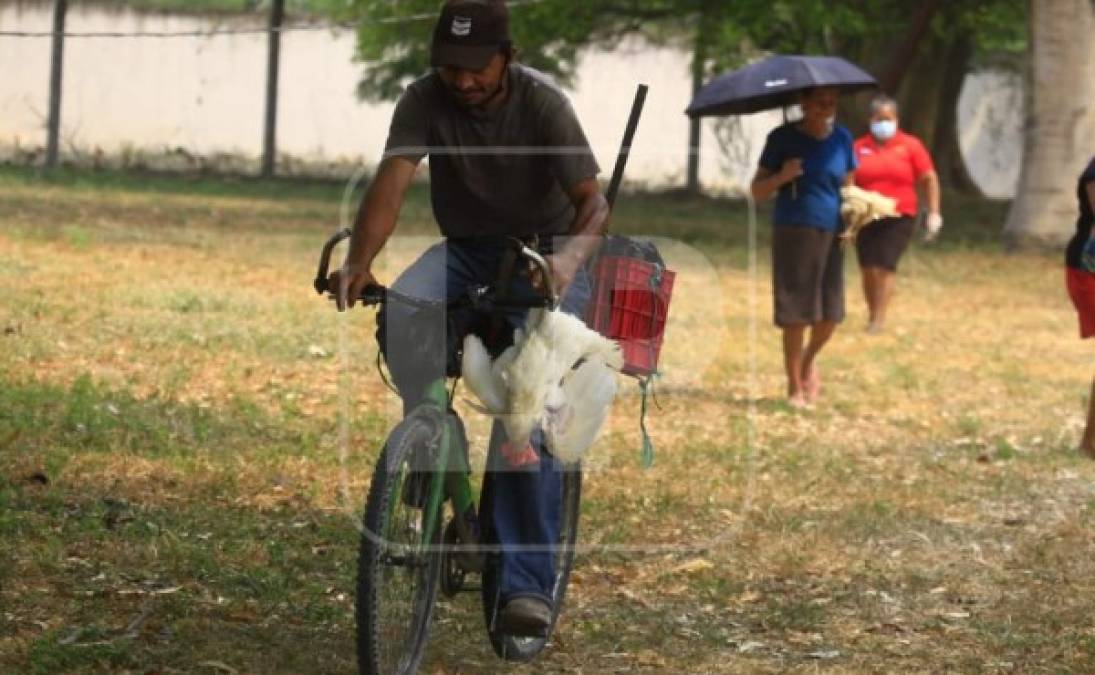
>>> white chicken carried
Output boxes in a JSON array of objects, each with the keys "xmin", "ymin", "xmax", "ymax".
[{"xmin": 461, "ymin": 308, "xmax": 622, "ymax": 465}]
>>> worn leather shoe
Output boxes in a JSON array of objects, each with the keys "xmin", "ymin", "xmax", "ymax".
[{"xmin": 497, "ymin": 596, "xmax": 552, "ymax": 637}]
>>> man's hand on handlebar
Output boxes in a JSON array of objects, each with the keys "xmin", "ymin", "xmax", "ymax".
[
  {"xmin": 532, "ymin": 252, "xmax": 577, "ymax": 301},
  {"xmin": 328, "ymin": 262, "xmax": 377, "ymax": 311}
]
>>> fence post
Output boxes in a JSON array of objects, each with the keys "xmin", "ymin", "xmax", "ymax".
[
  {"xmin": 685, "ymin": 2, "xmax": 710, "ymax": 195},
  {"xmin": 261, "ymin": 0, "xmax": 285, "ymax": 177},
  {"xmin": 46, "ymin": 0, "xmax": 68, "ymax": 168}
]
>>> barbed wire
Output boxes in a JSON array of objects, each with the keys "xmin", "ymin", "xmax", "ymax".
[
  {"xmin": 0, "ymin": 23, "xmax": 354, "ymax": 38},
  {"xmin": 0, "ymin": 0, "xmax": 546, "ymax": 38}
]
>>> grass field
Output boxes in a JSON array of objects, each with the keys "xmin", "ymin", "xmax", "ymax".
[{"xmin": 2, "ymin": 165, "xmax": 1094, "ymax": 673}]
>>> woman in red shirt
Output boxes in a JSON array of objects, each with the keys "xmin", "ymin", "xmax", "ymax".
[{"xmin": 853, "ymin": 95, "xmax": 942, "ymax": 333}]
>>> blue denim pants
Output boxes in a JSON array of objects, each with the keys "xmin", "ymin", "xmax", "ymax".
[{"xmin": 378, "ymin": 238, "xmax": 590, "ymax": 606}]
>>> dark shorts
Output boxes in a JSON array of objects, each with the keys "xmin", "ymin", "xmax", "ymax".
[
  {"xmin": 1066, "ymin": 267, "xmax": 1095, "ymax": 339},
  {"xmin": 855, "ymin": 215, "xmax": 916, "ymax": 272},
  {"xmin": 771, "ymin": 225, "xmax": 845, "ymax": 327}
]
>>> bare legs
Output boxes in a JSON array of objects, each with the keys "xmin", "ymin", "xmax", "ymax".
[
  {"xmin": 861, "ymin": 266, "xmax": 896, "ymax": 332},
  {"xmin": 782, "ymin": 321, "xmax": 837, "ymax": 406},
  {"xmin": 1082, "ymin": 378, "xmax": 1095, "ymax": 459},
  {"xmin": 782, "ymin": 325, "xmax": 807, "ymax": 405}
]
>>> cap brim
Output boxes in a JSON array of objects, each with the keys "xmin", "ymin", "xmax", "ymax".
[{"xmin": 430, "ymin": 43, "xmax": 497, "ymax": 71}]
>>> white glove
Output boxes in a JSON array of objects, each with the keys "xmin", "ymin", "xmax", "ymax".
[{"xmin": 924, "ymin": 212, "xmax": 943, "ymax": 241}]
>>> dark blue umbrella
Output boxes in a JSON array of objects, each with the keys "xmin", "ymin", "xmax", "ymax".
[{"xmin": 686, "ymin": 54, "xmax": 877, "ymax": 117}]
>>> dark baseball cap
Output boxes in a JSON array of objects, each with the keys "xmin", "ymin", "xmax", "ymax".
[{"xmin": 430, "ymin": 0, "xmax": 510, "ymax": 71}]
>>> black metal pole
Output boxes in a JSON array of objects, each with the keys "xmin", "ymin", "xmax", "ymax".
[
  {"xmin": 686, "ymin": 14, "xmax": 708, "ymax": 194},
  {"xmin": 261, "ymin": 0, "xmax": 284, "ymax": 177},
  {"xmin": 605, "ymin": 84, "xmax": 648, "ymax": 209},
  {"xmin": 46, "ymin": 0, "xmax": 67, "ymax": 169}
]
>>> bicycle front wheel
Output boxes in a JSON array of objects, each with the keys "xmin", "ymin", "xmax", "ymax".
[{"xmin": 356, "ymin": 411, "xmax": 444, "ymax": 675}]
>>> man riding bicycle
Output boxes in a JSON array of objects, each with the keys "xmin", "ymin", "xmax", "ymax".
[{"xmin": 329, "ymin": 0, "xmax": 608, "ymax": 636}]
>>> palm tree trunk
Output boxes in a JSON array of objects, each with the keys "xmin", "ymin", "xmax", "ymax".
[{"xmin": 1004, "ymin": 0, "xmax": 1095, "ymax": 246}]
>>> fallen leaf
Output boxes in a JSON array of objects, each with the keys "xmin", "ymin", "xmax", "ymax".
[
  {"xmin": 670, "ymin": 558, "xmax": 714, "ymax": 575},
  {"xmin": 738, "ymin": 590, "xmax": 762, "ymax": 603},
  {"xmin": 807, "ymin": 649, "xmax": 841, "ymax": 659},
  {"xmin": 199, "ymin": 661, "xmax": 239, "ymax": 674},
  {"xmin": 636, "ymin": 649, "xmax": 666, "ymax": 667}
]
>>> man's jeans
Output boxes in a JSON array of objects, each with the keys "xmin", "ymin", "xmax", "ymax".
[{"xmin": 378, "ymin": 238, "xmax": 591, "ymax": 606}]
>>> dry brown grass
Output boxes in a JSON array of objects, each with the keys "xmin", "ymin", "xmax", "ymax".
[{"xmin": 2, "ymin": 169, "xmax": 1094, "ymax": 673}]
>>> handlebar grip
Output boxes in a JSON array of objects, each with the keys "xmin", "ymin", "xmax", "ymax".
[{"xmin": 360, "ymin": 284, "xmax": 386, "ymax": 306}]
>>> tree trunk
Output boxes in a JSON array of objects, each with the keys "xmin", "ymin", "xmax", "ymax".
[
  {"xmin": 891, "ymin": 25, "xmax": 982, "ymax": 196},
  {"xmin": 878, "ymin": 0, "xmax": 941, "ymax": 95},
  {"xmin": 894, "ymin": 40, "xmax": 945, "ymax": 149},
  {"xmin": 1004, "ymin": 0, "xmax": 1095, "ymax": 246},
  {"xmin": 930, "ymin": 31, "xmax": 980, "ymax": 194}
]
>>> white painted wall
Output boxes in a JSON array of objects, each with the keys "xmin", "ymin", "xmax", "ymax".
[{"xmin": 0, "ymin": 4, "xmax": 1021, "ymax": 196}]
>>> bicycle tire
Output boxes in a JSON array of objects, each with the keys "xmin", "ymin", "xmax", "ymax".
[
  {"xmin": 482, "ymin": 463, "xmax": 582, "ymax": 662},
  {"xmin": 356, "ymin": 411, "xmax": 445, "ymax": 675}
]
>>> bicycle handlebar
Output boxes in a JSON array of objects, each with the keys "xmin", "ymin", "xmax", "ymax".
[
  {"xmin": 313, "ymin": 228, "xmax": 351, "ymax": 295},
  {"xmin": 313, "ymin": 229, "xmax": 557, "ymax": 312}
]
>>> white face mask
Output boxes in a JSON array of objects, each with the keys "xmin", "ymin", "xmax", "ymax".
[{"xmin": 871, "ymin": 119, "xmax": 898, "ymax": 141}]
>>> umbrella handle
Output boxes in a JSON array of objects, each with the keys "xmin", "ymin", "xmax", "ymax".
[{"xmin": 791, "ymin": 180, "xmax": 798, "ymax": 200}]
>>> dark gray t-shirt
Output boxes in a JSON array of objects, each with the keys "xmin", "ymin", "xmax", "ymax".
[{"xmin": 383, "ymin": 64, "xmax": 600, "ymax": 238}]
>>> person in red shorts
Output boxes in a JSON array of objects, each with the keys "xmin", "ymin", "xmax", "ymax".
[
  {"xmin": 852, "ymin": 95, "xmax": 942, "ymax": 333},
  {"xmin": 1065, "ymin": 155, "xmax": 1095, "ymax": 457}
]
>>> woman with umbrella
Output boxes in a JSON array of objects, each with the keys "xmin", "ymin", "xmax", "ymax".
[
  {"xmin": 750, "ymin": 86, "xmax": 856, "ymax": 407},
  {"xmin": 688, "ymin": 55, "xmax": 874, "ymax": 408}
]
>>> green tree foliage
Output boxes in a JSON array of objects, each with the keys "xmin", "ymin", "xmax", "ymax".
[
  {"xmin": 342, "ymin": 0, "xmax": 634, "ymax": 101},
  {"xmin": 340, "ymin": 0, "xmax": 1024, "ymax": 193},
  {"xmin": 340, "ymin": 0, "xmax": 1024, "ymax": 102}
]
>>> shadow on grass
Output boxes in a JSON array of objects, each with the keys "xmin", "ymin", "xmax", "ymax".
[{"xmin": 0, "ymin": 373, "xmax": 379, "ymax": 673}]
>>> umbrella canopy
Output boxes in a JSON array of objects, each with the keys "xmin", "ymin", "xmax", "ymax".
[{"xmin": 686, "ymin": 54, "xmax": 877, "ymax": 118}]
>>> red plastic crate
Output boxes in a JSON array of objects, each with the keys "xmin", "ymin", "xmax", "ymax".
[{"xmin": 586, "ymin": 255, "xmax": 675, "ymax": 377}]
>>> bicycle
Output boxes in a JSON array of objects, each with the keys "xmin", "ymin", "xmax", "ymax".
[{"xmin": 314, "ymin": 230, "xmax": 583, "ymax": 675}]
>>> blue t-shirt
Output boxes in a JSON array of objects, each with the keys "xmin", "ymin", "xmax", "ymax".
[{"xmin": 758, "ymin": 123, "xmax": 857, "ymax": 231}]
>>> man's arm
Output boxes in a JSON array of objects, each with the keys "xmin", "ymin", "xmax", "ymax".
[
  {"xmin": 545, "ymin": 177, "xmax": 609, "ymax": 297},
  {"xmin": 330, "ymin": 156, "xmax": 419, "ymax": 310}
]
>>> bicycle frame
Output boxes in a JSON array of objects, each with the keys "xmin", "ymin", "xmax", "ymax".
[
  {"xmin": 314, "ymin": 227, "xmax": 556, "ymax": 554},
  {"xmin": 409, "ymin": 379, "xmax": 475, "ymax": 553}
]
